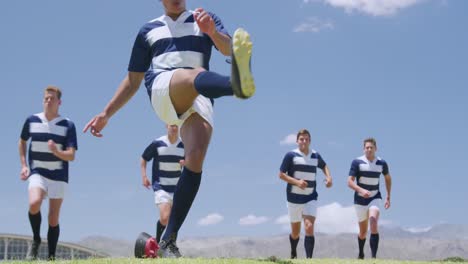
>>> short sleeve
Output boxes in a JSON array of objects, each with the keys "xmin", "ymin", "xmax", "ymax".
[
  {"xmin": 128, "ymin": 27, "xmax": 152, "ymax": 72},
  {"xmin": 20, "ymin": 118, "xmax": 30, "ymax": 141},
  {"xmin": 349, "ymin": 160, "xmax": 359, "ymax": 177},
  {"xmin": 65, "ymin": 121, "xmax": 78, "ymax": 150},
  {"xmin": 382, "ymin": 160, "xmax": 389, "ymax": 175},
  {"xmin": 142, "ymin": 142, "xmax": 157, "ymax": 161},
  {"xmin": 317, "ymin": 153, "xmax": 326, "ymax": 169},
  {"xmin": 280, "ymin": 152, "xmax": 294, "ymax": 174}
]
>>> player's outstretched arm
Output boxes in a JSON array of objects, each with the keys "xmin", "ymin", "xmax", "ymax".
[{"xmin": 83, "ymin": 72, "xmax": 145, "ymax": 137}]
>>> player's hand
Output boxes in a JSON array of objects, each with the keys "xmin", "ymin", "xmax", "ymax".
[
  {"xmin": 324, "ymin": 177, "xmax": 333, "ymax": 188},
  {"xmin": 359, "ymin": 189, "xmax": 371, "ymax": 198},
  {"xmin": 83, "ymin": 112, "xmax": 109, "ymax": 137},
  {"xmin": 142, "ymin": 176, "xmax": 151, "ymax": 189},
  {"xmin": 194, "ymin": 8, "xmax": 216, "ymax": 36},
  {"xmin": 20, "ymin": 166, "xmax": 29, "ymax": 181},
  {"xmin": 48, "ymin": 140, "xmax": 58, "ymax": 154},
  {"xmin": 179, "ymin": 159, "xmax": 185, "ymax": 167},
  {"xmin": 296, "ymin": 179, "xmax": 308, "ymax": 190},
  {"xmin": 385, "ymin": 197, "xmax": 391, "ymax": 209}
]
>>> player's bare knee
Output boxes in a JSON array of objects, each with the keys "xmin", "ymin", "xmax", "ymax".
[
  {"xmin": 29, "ymin": 199, "xmax": 42, "ymax": 213},
  {"xmin": 305, "ymin": 225, "xmax": 314, "ymax": 235},
  {"xmin": 290, "ymin": 232, "xmax": 300, "ymax": 239}
]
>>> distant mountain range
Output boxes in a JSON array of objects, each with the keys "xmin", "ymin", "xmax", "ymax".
[{"xmin": 77, "ymin": 224, "xmax": 468, "ymax": 260}]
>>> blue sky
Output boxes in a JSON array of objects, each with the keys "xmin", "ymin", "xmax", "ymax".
[{"xmin": 1, "ymin": 0, "xmax": 467, "ymax": 242}]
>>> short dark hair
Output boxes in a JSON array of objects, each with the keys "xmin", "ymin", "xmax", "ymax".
[
  {"xmin": 363, "ymin": 137, "xmax": 377, "ymax": 147},
  {"xmin": 44, "ymin": 85, "xmax": 62, "ymax": 99},
  {"xmin": 296, "ymin": 129, "xmax": 311, "ymax": 140}
]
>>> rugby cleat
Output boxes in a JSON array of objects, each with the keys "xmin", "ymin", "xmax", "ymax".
[
  {"xmin": 27, "ymin": 239, "xmax": 41, "ymax": 260},
  {"xmin": 158, "ymin": 239, "xmax": 182, "ymax": 258},
  {"xmin": 231, "ymin": 28, "xmax": 255, "ymax": 99}
]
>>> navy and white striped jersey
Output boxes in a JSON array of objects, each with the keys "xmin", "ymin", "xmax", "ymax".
[
  {"xmin": 142, "ymin": 135, "xmax": 184, "ymax": 193},
  {"xmin": 20, "ymin": 112, "xmax": 78, "ymax": 183},
  {"xmin": 128, "ymin": 10, "xmax": 229, "ymax": 96},
  {"xmin": 349, "ymin": 155, "xmax": 389, "ymax": 206},
  {"xmin": 280, "ymin": 149, "xmax": 327, "ymax": 204}
]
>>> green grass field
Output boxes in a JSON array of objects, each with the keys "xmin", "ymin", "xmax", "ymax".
[{"xmin": 3, "ymin": 257, "xmax": 467, "ymax": 264}]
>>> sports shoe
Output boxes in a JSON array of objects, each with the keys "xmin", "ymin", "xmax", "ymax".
[
  {"xmin": 291, "ymin": 250, "xmax": 297, "ymax": 259},
  {"xmin": 27, "ymin": 239, "xmax": 41, "ymax": 260},
  {"xmin": 358, "ymin": 253, "xmax": 365, "ymax": 259},
  {"xmin": 231, "ymin": 28, "xmax": 255, "ymax": 99},
  {"xmin": 158, "ymin": 239, "xmax": 182, "ymax": 258}
]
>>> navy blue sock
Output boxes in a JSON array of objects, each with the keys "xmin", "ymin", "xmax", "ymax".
[
  {"xmin": 28, "ymin": 211, "xmax": 41, "ymax": 242},
  {"xmin": 305, "ymin": 235, "xmax": 315, "ymax": 258},
  {"xmin": 161, "ymin": 167, "xmax": 202, "ymax": 242},
  {"xmin": 358, "ymin": 236, "xmax": 366, "ymax": 258},
  {"xmin": 370, "ymin": 233, "xmax": 379, "ymax": 258},
  {"xmin": 194, "ymin": 71, "xmax": 233, "ymax": 98},
  {"xmin": 289, "ymin": 235, "xmax": 299, "ymax": 258},
  {"xmin": 47, "ymin": 225, "xmax": 60, "ymax": 258}
]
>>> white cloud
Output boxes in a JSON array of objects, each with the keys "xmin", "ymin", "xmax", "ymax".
[
  {"xmin": 404, "ymin": 226, "xmax": 433, "ymax": 233},
  {"xmin": 198, "ymin": 213, "xmax": 224, "ymax": 226},
  {"xmin": 293, "ymin": 17, "xmax": 334, "ymax": 33},
  {"xmin": 305, "ymin": 0, "xmax": 426, "ymax": 16},
  {"xmin": 275, "ymin": 202, "xmax": 359, "ymax": 234},
  {"xmin": 275, "ymin": 214, "xmax": 290, "ymax": 225},
  {"xmin": 239, "ymin": 214, "xmax": 269, "ymax": 226},
  {"xmin": 315, "ymin": 202, "xmax": 359, "ymax": 233},
  {"xmin": 280, "ymin": 134, "xmax": 296, "ymax": 146}
]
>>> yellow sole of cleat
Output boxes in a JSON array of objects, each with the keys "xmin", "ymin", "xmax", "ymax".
[{"xmin": 233, "ymin": 28, "xmax": 255, "ymax": 98}]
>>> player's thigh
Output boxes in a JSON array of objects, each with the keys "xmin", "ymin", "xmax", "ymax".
[{"xmin": 169, "ymin": 68, "xmax": 205, "ymax": 114}]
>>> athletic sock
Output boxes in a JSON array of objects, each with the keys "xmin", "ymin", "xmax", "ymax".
[
  {"xmin": 370, "ymin": 233, "xmax": 379, "ymax": 258},
  {"xmin": 358, "ymin": 236, "xmax": 366, "ymax": 259},
  {"xmin": 289, "ymin": 235, "xmax": 299, "ymax": 259},
  {"xmin": 47, "ymin": 224, "xmax": 60, "ymax": 258},
  {"xmin": 28, "ymin": 211, "xmax": 41, "ymax": 242},
  {"xmin": 305, "ymin": 235, "xmax": 315, "ymax": 258},
  {"xmin": 161, "ymin": 167, "xmax": 202, "ymax": 242},
  {"xmin": 194, "ymin": 71, "xmax": 233, "ymax": 98}
]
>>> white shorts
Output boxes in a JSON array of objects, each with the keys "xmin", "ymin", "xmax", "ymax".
[
  {"xmin": 354, "ymin": 199, "xmax": 381, "ymax": 222},
  {"xmin": 28, "ymin": 174, "xmax": 67, "ymax": 199},
  {"xmin": 151, "ymin": 70, "xmax": 214, "ymax": 128},
  {"xmin": 154, "ymin": 190, "xmax": 174, "ymax": 205},
  {"xmin": 287, "ymin": 200, "xmax": 317, "ymax": 223}
]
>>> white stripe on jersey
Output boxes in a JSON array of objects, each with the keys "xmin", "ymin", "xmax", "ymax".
[
  {"xmin": 359, "ymin": 163, "xmax": 383, "ymax": 173},
  {"xmin": 32, "ymin": 160, "xmax": 63, "ymax": 171},
  {"xmin": 30, "ymin": 123, "xmax": 67, "ymax": 136},
  {"xmin": 159, "ymin": 162, "xmax": 181, "ymax": 172},
  {"xmin": 152, "ymin": 51, "xmax": 203, "ymax": 70},
  {"xmin": 359, "ymin": 176, "xmax": 379, "ymax": 185},
  {"xmin": 291, "ymin": 186, "xmax": 315, "ymax": 196},
  {"xmin": 293, "ymin": 171, "xmax": 316, "ymax": 181},
  {"xmin": 160, "ymin": 177, "xmax": 180, "ymax": 186},
  {"xmin": 145, "ymin": 23, "xmax": 202, "ymax": 45},
  {"xmin": 293, "ymin": 156, "xmax": 318, "ymax": 166},
  {"xmin": 357, "ymin": 190, "xmax": 379, "ymax": 198},
  {"xmin": 157, "ymin": 146, "xmax": 184, "ymax": 157},
  {"xmin": 31, "ymin": 141, "xmax": 63, "ymax": 153}
]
